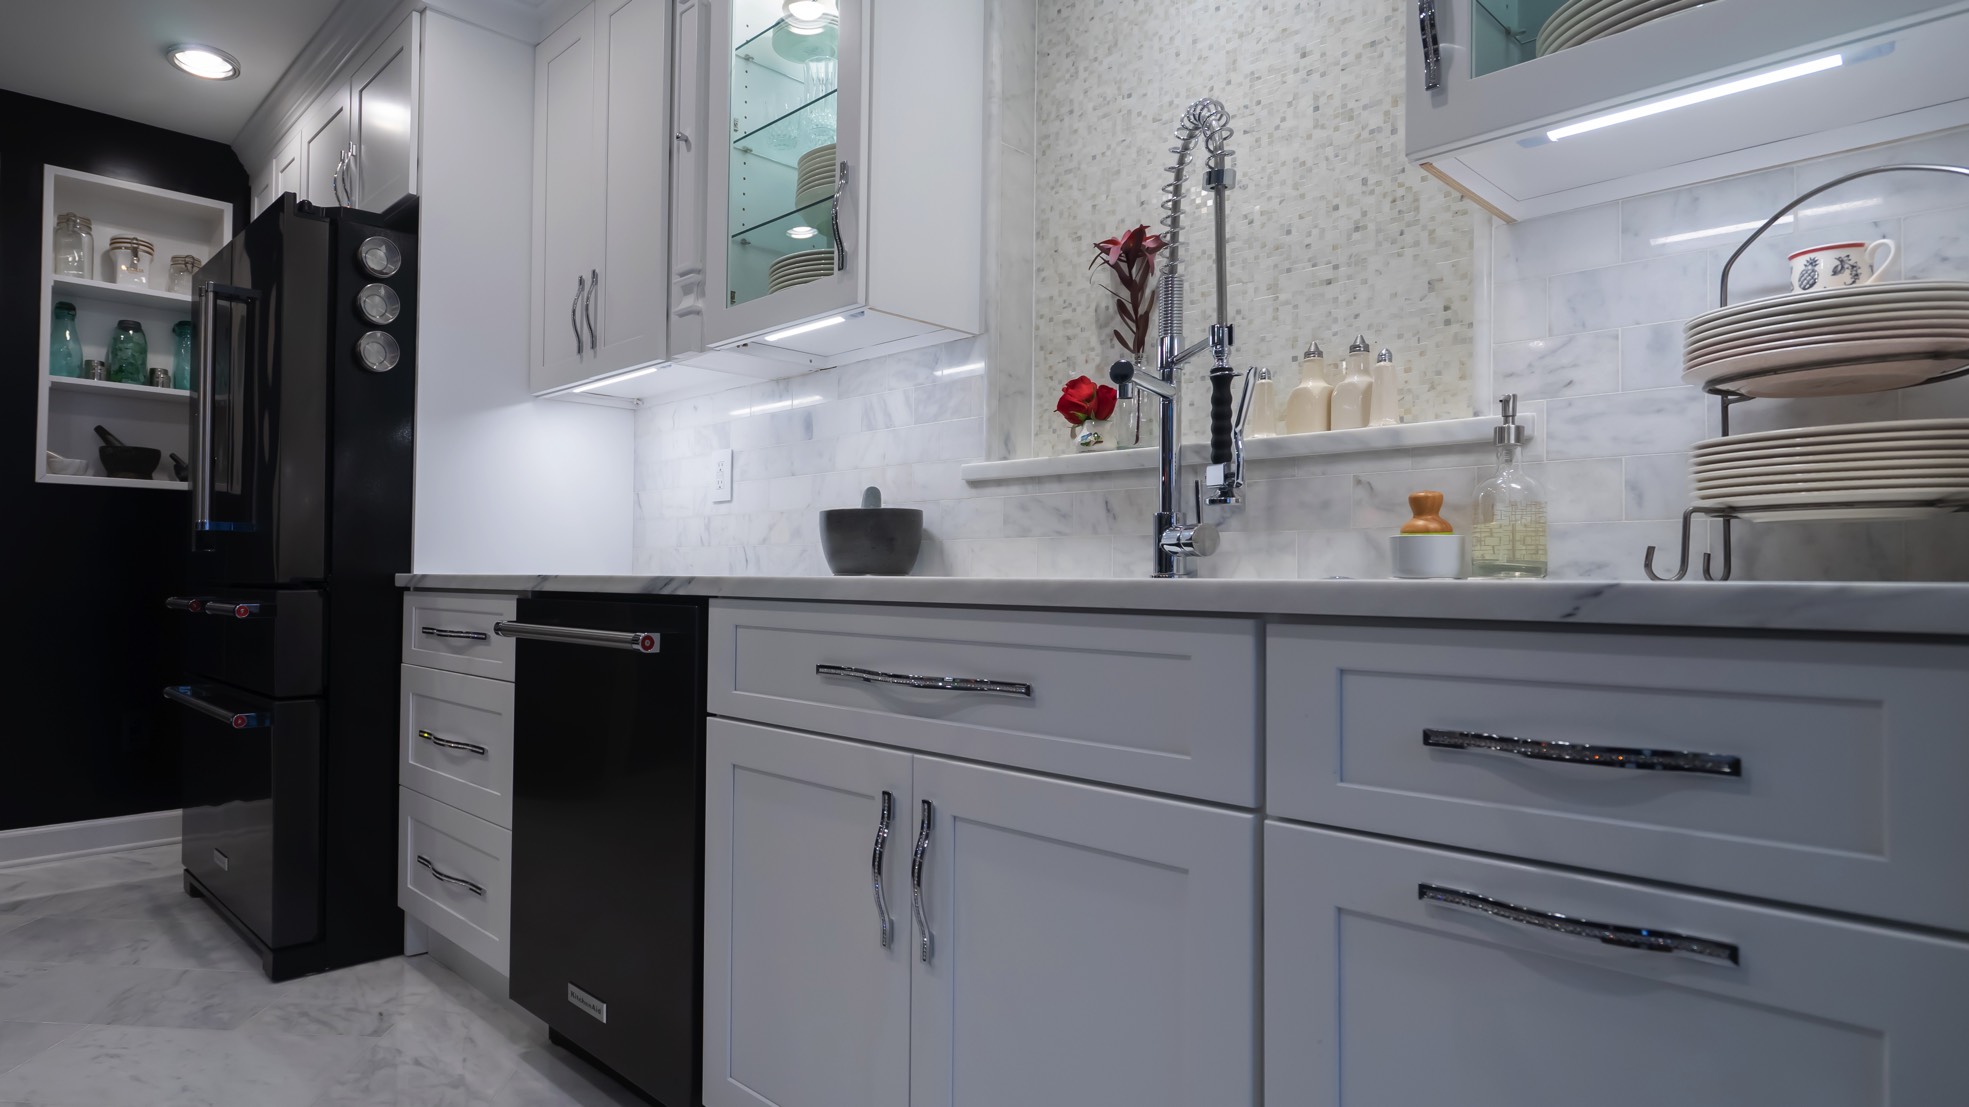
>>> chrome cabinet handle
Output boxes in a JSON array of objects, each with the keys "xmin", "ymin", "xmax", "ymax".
[
  {"xmin": 911, "ymin": 800, "xmax": 934, "ymax": 963},
  {"xmin": 494, "ymin": 621, "xmax": 659, "ymax": 654},
  {"xmin": 585, "ymin": 268, "xmax": 599, "ymax": 350},
  {"xmin": 163, "ymin": 686, "xmax": 269, "ymax": 730},
  {"xmin": 1418, "ymin": 0, "xmax": 1444, "ymax": 92},
  {"xmin": 1423, "ymin": 729, "xmax": 1742, "ymax": 777},
  {"xmin": 572, "ymin": 274, "xmax": 586, "ymax": 357},
  {"xmin": 831, "ymin": 162, "xmax": 850, "ymax": 272},
  {"xmin": 417, "ymin": 855, "xmax": 486, "ymax": 897},
  {"xmin": 419, "ymin": 730, "xmax": 488, "ymax": 756},
  {"xmin": 1419, "ymin": 884, "xmax": 1739, "ymax": 964},
  {"xmin": 872, "ymin": 791, "xmax": 894, "ymax": 949},
  {"xmin": 674, "ymin": 130, "xmax": 693, "ymax": 150},
  {"xmin": 347, "ymin": 141, "xmax": 360, "ymax": 202},
  {"xmin": 331, "ymin": 149, "xmax": 346, "ymax": 206},
  {"xmin": 816, "ymin": 664, "xmax": 1031, "ymax": 698},
  {"xmin": 420, "ymin": 626, "xmax": 489, "ymax": 642}
]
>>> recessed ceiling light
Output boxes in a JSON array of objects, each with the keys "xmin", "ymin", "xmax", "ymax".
[{"xmin": 167, "ymin": 44, "xmax": 241, "ymax": 81}]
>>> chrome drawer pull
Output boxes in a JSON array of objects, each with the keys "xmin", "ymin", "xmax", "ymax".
[
  {"xmin": 872, "ymin": 791, "xmax": 894, "ymax": 949},
  {"xmin": 494, "ymin": 622, "xmax": 658, "ymax": 654},
  {"xmin": 912, "ymin": 800, "xmax": 934, "ymax": 964},
  {"xmin": 163, "ymin": 686, "xmax": 269, "ymax": 730},
  {"xmin": 1418, "ymin": 0, "xmax": 1444, "ymax": 92},
  {"xmin": 1423, "ymin": 729, "xmax": 1742, "ymax": 777},
  {"xmin": 202, "ymin": 601, "xmax": 261, "ymax": 619},
  {"xmin": 419, "ymin": 730, "xmax": 488, "ymax": 756},
  {"xmin": 817, "ymin": 664, "xmax": 1031, "ymax": 698},
  {"xmin": 417, "ymin": 855, "xmax": 486, "ymax": 897},
  {"xmin": 1419, "ymin": 884, "xmax": 1739, "ymax": 965},
  {"xmin": 421, "ymin": 626, "xmax": 489, "ymax": 642}
]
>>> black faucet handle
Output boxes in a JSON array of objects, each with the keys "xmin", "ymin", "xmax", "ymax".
[
  {"xmin": 1108, "ymin": 360, "xmax": 1136, "ymax": 386},
  {"xmin": 1208, "ymin": 366, "xmax": 1235, "ymax": 465}
]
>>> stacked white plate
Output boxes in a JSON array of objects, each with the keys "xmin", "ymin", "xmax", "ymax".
[
  {"xmin": 1682, "ymin": 280, "xmax": 1969, "ymax": 398},
  {"xmin": 795, "ymin": 143, "xmax": 838, "ymax": 210},
  {"xmin": 1692, "ymin": 418, "xmax": 1969, "ymax": 521},
  {"xmin": 767, "ymin": 248, "xmax": 836, "ymax": 294},
  {"xmin": 1537, "ymin": 0, "xmax": 1709, "ymax": 56}
]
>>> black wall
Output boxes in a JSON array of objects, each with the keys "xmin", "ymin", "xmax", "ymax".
[{"xmin": 1, "ymin": 90, "xmax": 247, "ymax": 833}]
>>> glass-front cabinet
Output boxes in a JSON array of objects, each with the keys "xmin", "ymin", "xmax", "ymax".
[
  {"xmin": 673, "ymin": 0, "xmax": 983, "ymax": 364},
  {"xmin": 1408, "ymin": 0, "xmax": 1969, "ymax": 220}
]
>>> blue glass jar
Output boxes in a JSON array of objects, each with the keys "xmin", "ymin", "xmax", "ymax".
[
  {"xmin": 171, "ymin": 321, "xmax": 194, "ymax": 390},
  {"xmin": 108, "ymin": 319, "xmax": 147, "ymax": 385},
  {"xmin": 49, "ymin": 301, "xmax": 82, "ymax": 378}
]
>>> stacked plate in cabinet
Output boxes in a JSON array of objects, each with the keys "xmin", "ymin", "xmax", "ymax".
[
  {"xmin": 1692, "ymin": 418, "xmax": 1969, "ymax": 522},
  {"xmin": 1682, "ymin": 281, "xmax": 1969, "ymax": 398},
  {"xmin": 1537, "ymin": 0, "xmax": 1710, "ymax": 56},
  {"xmin": 767, "ymin": 248, "xmax": 836, "ymax": 294},
  {"xmin": 795, "ymin": 143, "xmax": 838, "ymax": 210}
]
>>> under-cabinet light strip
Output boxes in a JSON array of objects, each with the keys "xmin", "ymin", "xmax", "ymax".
[{"xmin": 1546, "ymin": 53, "xmax": 1845, "ymax": 142}]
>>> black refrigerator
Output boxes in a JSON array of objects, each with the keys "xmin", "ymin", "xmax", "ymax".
[{"xmin": 163, "ymin": 195, "xmax": 417, "ymax": 981}]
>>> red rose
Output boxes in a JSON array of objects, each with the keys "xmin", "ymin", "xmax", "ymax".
[{"xmin": 1056, "ymin": 376, "xmax": 1119, "ymax": 425}]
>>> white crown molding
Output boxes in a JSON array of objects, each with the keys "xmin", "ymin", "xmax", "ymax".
[{"xmin": 232, "ymin": 0, "xmax": 565, "ymax": 167}]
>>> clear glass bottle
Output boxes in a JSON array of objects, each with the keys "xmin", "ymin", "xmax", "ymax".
[
  {"xmin": 49, "ymin": 302, "xmax": 83, "ymax": 377},
  {"xmin": 108, "ymin": 319, "xmax": 148, "ymax": 385},
  {"xmin": 52, "ymin": 213, "xmax": 93, "ymax": 279},
  {"xmin": 172, "ymin": 321, "xmax": 195, "ymax": 389},
  {"xmin": 1470, "ymin": 394, "xmax": 1548, "ymax": 579}
]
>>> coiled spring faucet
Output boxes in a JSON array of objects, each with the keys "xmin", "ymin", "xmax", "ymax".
[{"xmin": 1109, "ymin": 97, "xmax": 1259, "ymax": 578}]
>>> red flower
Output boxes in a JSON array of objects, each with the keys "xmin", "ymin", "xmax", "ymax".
[
  {"xmin": 1056, "ymin": 375, "xmax": 1118, "ymax": 425},
  {"xmin": 1090, "ymin": 224, "xmax": 1166, "ymax": 361}
]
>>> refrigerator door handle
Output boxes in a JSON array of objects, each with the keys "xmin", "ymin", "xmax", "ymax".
[
  {"xmin": 163, "ymin": 686, "xmax": 270, "ymax": 730},
  {"xmin": 193, "ymin": 281, "xmax": 260, "ymax": 534}
]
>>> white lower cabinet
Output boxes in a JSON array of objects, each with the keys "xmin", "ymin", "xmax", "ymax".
[
  {"xmin": 1265, "ymin": 820, "xmax": 1969, "ymax": 1106},
  {"xmin": 704, "ymin": 718, "xmax": 1259, "ymax": 1107},
  {"xmin": 398, "ymin": 786, "xmax": 512, "ymax": 975}
]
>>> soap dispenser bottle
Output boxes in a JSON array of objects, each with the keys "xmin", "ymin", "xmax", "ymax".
[
  {"xmin": 1247, "ymin": 367, "xmax": 1278, "ymax": 438},
  {"xmin": 1470, "ymin": 394, "xmax": 1548, "ymax": 579},
  {"xmin": 1369, "ymin": 347, "xmax": 1401, "ymax": 427},
  {"xmin": 1284, "ymin": 341, "xmax": 1332, "ymax": 434},
  {"xmin": 1329, "ymin": 335, "xmax": 1374, "ymax": 431}
]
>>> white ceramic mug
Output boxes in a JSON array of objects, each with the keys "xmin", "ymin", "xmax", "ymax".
[{"xmin": 1788, "ymin": 239, "xmax": 1895, "ymax": 293}]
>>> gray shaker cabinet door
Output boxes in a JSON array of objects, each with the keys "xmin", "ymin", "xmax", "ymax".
[{"xmin": 1265, "ymin": 820, "xmax": 1969, "ymax": 1106}]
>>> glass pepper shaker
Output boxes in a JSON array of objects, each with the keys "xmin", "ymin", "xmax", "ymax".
[{"xmin": 108, "ymin": 319, "xmax": 148, "ymax": 385}]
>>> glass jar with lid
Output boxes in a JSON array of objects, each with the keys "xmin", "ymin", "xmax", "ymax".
[
  {"xmin": 108, "ymin": 319, "xmax": 148, "ymax": 384},
  {"xmin": 171, "ymin": 320, "xmax": 194, "ymax": 389},
  {"xmin": 49, "ymin": 302, "xmax": 83, "ymax": 378},
  {"xmin": 107, "ymin": 236, "xmax": 154, "ymax": 286},
  {"xmin": 167, "ymin": 255, "xmax": 201, "ymax": 296},
  {"xmin": 52, "ymin": 213, "xmax": 94, "ymax": 279}
]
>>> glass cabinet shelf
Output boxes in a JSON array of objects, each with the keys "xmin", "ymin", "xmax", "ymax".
[
  {"xmin": 732, "ymin": 195, "xmax": 833, "ymax": 243},
  {"xmin": 732, "ymin": 90, "xmax": 838, "ymax": 166}
]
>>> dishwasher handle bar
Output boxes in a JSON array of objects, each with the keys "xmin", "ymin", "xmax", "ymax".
[{"xmin": 494, "ymin": 621, "xmax": 659, "ymax": 654}]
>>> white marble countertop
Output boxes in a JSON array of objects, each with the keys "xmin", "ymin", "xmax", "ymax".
[{"xmin": 394, "ymin": 573, "xmax": 1969, "ymax": 638}]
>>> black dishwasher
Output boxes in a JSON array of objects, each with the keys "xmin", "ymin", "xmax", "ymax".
[{"xmin": 505, "ymin": 596, "xmax": 706, "ymax": 1107}]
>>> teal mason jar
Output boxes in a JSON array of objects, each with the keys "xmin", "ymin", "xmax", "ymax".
[
  {"xmin": 171, "ymin": 320, "xmax": 194, "ymax": 390},
  {"xmin": 108, "ymin": 319, "xmax": 148, "ymax": 385},
  {"xmin": 49, "ymin": 301, "xmax": 82, "ymax": 378}
]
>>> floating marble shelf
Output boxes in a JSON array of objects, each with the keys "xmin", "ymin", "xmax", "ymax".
[{"xmin": 959, "ymin": 415, "xmax": 1533, "ymax": 484}]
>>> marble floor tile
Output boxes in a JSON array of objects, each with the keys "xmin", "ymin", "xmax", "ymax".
[
  {"xmin": 85, "ymin": 967, "xmax": 280, "ymax": 1031},
  {"xmin": 0, "ymin": 914, "xmax": 259, "ymax": 973},
  {"xmin": 490, "ymin": 1043, "xmax": 650, "ymax": 1107},
  {"xmin": 0, "ymin": 962, "xmax": 164, "ymax": 1024},
  {"xmin": 0, "ymin": 1021, "xmax": 82, "ymax": 1074},
  {"xmin": 0, "ymin": 1023, "xmax": 366, "ymax": 1107},
  {"xmin": 0, "ymin": 875, "xmax": 202, "ymax": 922}
]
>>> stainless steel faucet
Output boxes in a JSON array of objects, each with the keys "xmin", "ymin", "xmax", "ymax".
[{"xmin": 1108, "ymin": 98, "xmax": 1258, "ymax": 578}]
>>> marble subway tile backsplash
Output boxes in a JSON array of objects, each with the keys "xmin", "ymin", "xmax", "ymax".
[{"xmin": 633, "ymin": 128, "xmax": 1969, "ymax": 582}]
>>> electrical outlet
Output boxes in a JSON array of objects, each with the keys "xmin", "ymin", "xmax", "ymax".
[{"xmin": 711, "ymin": 448, "xmax": 733, "ymax": 503}]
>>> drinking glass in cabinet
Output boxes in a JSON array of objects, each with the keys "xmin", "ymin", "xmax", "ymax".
[
  {"xmin": 52, "ymin": 212, "xmax": 93, "ymax": 279},
  {"xmin": 107, "ymin": 236, "xmax": 154, "ymax": 286},
  {"xmin": 172, "ymin": 321, "xmax": 194, "ymax": 390},
  {"xmin": 728, "ymin": 0, "xmax": 841, "ymax": 308},
  {"xmin": 108, "ymin": 319, "xmax": 148, "ymax": 385},
  {"xmin": 49, "ymin": 302, "xmax": 82, "ymax": 378}
]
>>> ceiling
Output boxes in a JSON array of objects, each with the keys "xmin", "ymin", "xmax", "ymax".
[{"xmin": 0, "ymin": 0, "xmax": 344, "ymax": 144}]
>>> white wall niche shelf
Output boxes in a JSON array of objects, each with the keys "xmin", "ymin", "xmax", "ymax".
[
  {"xmin": 961, "ymin": 415, "xmax": 1532, "ymax": 484},
  {"xmin": 37, "ymin": 165, "xmax": 231, "ymax": 489}
]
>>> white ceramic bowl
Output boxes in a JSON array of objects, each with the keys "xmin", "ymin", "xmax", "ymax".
[{"xmin": 1390, "ymin": 533, "xmax": 1465, "ymax": 579}]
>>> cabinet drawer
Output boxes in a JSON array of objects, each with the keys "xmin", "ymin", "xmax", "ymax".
[
  {"xmin": 1266, "ymin": 821, "xmax": 1969, "ymax": 1106},
  {"xmin": 709, "ymin": 600, "xmax": 1261, "ymax": 805},
  {"xmin": 1266, "ymin": 625, "xmax": 1969, "ymax": 932},
  {"xmin": 399, "ymin": 788, "xmax": 512, "ymax": 976},
  {"xmin": 399, "ymin": 665, "xmax": 515, "ymax": 828},
  {"xmin": 401, "ymin": 592, "xmax": 517, "ymax": 679}
]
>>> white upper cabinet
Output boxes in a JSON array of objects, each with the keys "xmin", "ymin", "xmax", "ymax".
[
  {"xmin": 274, "ymin": 131, "xmax": 302, "ymax": 204},
  {"xmin": 679, "ymin": 0, "xmax": 983, "ymax": 367},
  {"xmin": 1408, "ymin": 0, "xmax": 1969, "ymax": 220},
  {"xmin": 350, "ymin": 14, "xmax": 420, "ymax": 212},
  {"xmin": 528, "ymin": 0, "xmax": 674, "ymax": 395},
  {"xmin": 531, "ymin": 8, "xmax": 603, "ymax": 391},
  {"xmin": 300, "ymin": 85, "xmax": 352, "ymax": 208}
]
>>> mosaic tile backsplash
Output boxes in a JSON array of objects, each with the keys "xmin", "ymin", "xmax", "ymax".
[{"xmin": 634, "ymin": 89, "xmax": 1969, "ymax": 579}]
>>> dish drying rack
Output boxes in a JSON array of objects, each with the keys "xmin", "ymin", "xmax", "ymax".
[{"xmin": 1644, "ymin": 164, "xmax": 1969, "ymax": 582}]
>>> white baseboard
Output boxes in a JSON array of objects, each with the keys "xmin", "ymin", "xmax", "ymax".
[{"xmin": 0, "ymin": 810, "xmax": 182, "ymax": 869}]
